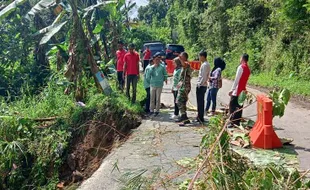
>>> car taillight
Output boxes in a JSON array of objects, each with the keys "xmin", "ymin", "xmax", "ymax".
[{"xmin": 166, "ymin": 49, "xmax": 172, "ymax": 53}]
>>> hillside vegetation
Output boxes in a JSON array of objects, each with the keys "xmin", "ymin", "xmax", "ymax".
[{"xmin": 137, "ymin": 0, "xmax": 310, "ymax": 97}]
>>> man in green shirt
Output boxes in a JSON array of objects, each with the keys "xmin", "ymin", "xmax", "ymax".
[{"xmin": 147, "ymin": 52, "xmax": 168, "ymax": 116}]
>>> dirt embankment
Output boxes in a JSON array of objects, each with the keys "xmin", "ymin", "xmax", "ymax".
[{"xmin": 59, "ymin": 105, "xmax": 142, "ymax": 187}]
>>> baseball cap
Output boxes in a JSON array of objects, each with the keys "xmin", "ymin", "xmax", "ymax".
[{"xmin": 153, "ymin": 52, "xmax": 161, "ymax": 58}]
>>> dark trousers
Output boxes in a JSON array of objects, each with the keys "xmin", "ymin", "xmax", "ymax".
[
  {"xmin": 229, "ymin": 96, "xmax": 243, "ymax": 126},
  {"xmin": 196, "ymin": 86, "xmax": 207, "ymax": 121},
  {"xmin": 145, "ymin": 87, "xmax": 150, "ymax": 113},
  {"xmin": 206, "ymin": 88, "xmax": 219, "ymax": 112},
  {"xmin": 173, "ymin": 90, "xmax": 179, "ymax": 116},
  {"xmin": 117, "ymin": 71, "xmax": 124, "ymax": 90},
  {"xmin": 126, "ymin": 75, "xmax": 138, "ymax": 103},
  {"xmin": 143, "ymin": 60, "xmax": 149, "ymax": 71}
]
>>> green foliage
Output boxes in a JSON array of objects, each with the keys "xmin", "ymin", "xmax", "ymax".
[
  {"xmin": 0, "ymin": 73, "xmax": 145, "ymax": 188},
  {"xmin": 269, "ymin": 88, "xmax": 291, "ymax": 118},
  {"xmin": 190, "ymin": 115, "xmax": 310, "ymax": 189},
  {"xmin": 137, "ymin": 0, "xmax": 169, "ymax": 25},
  {"xmin": 135, "ymin": 0, "xmax": 310, "ymax": 96}
]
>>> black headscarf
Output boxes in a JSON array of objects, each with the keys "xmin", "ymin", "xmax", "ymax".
[{"xmin": 212, "ymin": 57, "xmax": 226, "ymax": 73}]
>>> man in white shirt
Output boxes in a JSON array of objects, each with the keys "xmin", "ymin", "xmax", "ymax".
[
  {"xmin": 195, "ymin": 50, "xmax": 210, "ymax": 123},
  {"xmin": 228, "ymin": 53, "xmax": 251, "ymax": 127}
]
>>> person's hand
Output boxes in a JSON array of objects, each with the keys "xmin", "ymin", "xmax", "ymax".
[
  {"xmin": 228, "ymin": 91, "xmax": 233, "ymax": 96},
  {"xmin": 176, "ymin": 81, "xmax": 182, "ymax": 89}
]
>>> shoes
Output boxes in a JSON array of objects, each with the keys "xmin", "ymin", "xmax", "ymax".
[
  {"xmin": 170, "ymin": 115, "xmax": 179, "ymax": 120},
  {"xmin": 193, "ymin": 118, "xmax": 205, "ymax": 123},
  {"xmin": 207, "ymin": 112, "xmax": 215, "ymax": 117},
  {"xmin": 227, "ymin": 124, "xmax": 235, "ymax": 128},
  {"xmin": 179, "ymin": 119, "xmax": 190, "ymax": 126},
  {"xmin": 154, "ymin": 112, "xmax": 159, "ymax": 116},
  {"xmin": 175, "ymin": 114, "xmax": 188, "ymax": 123}
]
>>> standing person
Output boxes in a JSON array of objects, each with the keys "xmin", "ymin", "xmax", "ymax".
[
  {"xmin": 176, "ymin": 52, "xmax": 192, "ymax": 125},
  {"xmin": 228, "ymin": 53, "xmax": 251, "ymax": 127},
  {"xmin": 205, "ymin": 57, "xmax": 226, "ymax": 116},
  {"xmin": 143, "ymin": 58, "xmax": 153, "ymax": 113},
  {"xmin": 148, "ymin": 52, "xmax": 168, "ymax": 116},
  {"xmin": 170, "ymin": 57, "xmax": 182, "ymax": 119},
  {"xmin": 123, "ymin": 43, "xmax": 140, "ymax": 104},
  {"xmin": 116, "ymin": 41, "xmax": 127, "ymax": 91},
  {"xmin": 195, "ymin": 50, "xmax": 210, "ymax": 123},
  {"xmin": 143, "ymin": 46, "xmax": 151, "ymax": 71}
]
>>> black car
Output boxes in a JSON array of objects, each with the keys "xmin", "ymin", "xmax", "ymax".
[
  {"xmin": 141, "ymin": 42, "xmax": 166, "ymax": 59},
  {"xmin": 165, "ymin": 44, "xmax": 185, "ymax": 60}
]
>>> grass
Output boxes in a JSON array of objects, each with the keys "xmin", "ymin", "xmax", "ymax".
[
  {"xmin": 249, "ymin": 73, "xmax": 310, "ymax": 97},
  {"xmin": 0, "ymin": 75, "xmax": 146, "ymax": 189},
  {"xmin": 223, "ymin": 69, "xmax": 310, "ymax": 98}
]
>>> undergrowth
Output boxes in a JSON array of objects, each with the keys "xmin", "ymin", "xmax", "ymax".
[{"xmin": 0, "ymin": 76, "xmax": 145, "ymax": 189}]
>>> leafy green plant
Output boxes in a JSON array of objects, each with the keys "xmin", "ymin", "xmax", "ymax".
[{"xmin": 269, "ymin": 88, "xmax": 291, "ymax": 118}]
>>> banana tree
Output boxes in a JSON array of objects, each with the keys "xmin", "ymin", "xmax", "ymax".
[{"xmin": 0, "ymin": 0, "xmax": 120, "ymax": 100}]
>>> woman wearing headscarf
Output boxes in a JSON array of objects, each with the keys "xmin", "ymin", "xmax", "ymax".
[{"xmin": 205, "ymin": 57, "xmax": 226, "ymax": 116}]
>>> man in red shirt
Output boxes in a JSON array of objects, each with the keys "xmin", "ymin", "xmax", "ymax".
[
  {"xmin": 228, "ymin": 53, "xmax": 251, "ymax": 127},
  {"xmin": 143, "ymin": 46, "xmax": 151, "ymax": 71},
  {"xmin": 116, "ymin": 41, "xmax": 126, "ymax": 91},
  {"xmin": 123, "ymin": 43, "xmax": 140, "ymax": 103}
]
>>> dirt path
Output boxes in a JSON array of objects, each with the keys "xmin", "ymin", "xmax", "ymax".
[{"xmin": 187, "ymin": 78, "xmax": 310, "ymax": 171}]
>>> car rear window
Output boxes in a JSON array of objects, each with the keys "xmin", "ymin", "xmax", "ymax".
[
  {"xmin": 147, "ymin": 44, "xmax": 164, "ymax": 51},
  {"xmin": 168, "ymin": 45, "xmax": 184, "ymax": 52}
]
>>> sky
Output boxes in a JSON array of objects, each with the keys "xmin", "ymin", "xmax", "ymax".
[{"xmin": 127, "ymin": 0, "xmax": 149, "ymax": 18}]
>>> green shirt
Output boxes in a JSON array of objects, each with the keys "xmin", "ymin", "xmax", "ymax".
[
  {"xmin": 143, "ymin": 64, "xmax": 152, "ymax": 89},
  {"xmin": 147, "ymin": 64, "xmax": 168, "ymax": 88},
  {"xmin": 172, "ymin": 68, "xmax": 181, "ymax": 91}
]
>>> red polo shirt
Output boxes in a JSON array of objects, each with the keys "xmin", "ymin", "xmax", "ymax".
[
  {"xmin": 124, "ymin": 51, "xmax": 140, "ymax": 75},
  {"xmin": 143, "ymin": 49, "xmax": 151, "ymax": 60},
  {"xmin": 116, "ymin": 49, "xmax": 126, "ymax": 72}
]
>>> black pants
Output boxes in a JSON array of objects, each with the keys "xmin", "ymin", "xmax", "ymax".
[
  {"xmin": 143, "ymin": 60, "xmax": 149, "ymax": 71},
  {"xmin": 126, "ymin": 75, "xmax": 138, "ymax": 103},
  {"xmin": 173, "ymin": 90, "xmax": 179, "ymax": 116},
  {"xmin": 117, "ymin": 71, "xmax": 124, "ymax": 90},
  {"xmin": 196, "ymin": 86, "xmax": 207, "ymax": 122},
  {"xmin": 145, "ymin": 87, "xmax": 150, "ymax": 113},
  {"xmin": 229, "ymin": 96, "xmax": 243, "ymax": 126}
]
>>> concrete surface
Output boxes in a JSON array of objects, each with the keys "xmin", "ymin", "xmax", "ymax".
[{"xmin": 79, "ymin": 76, "xmax": 310, "ymax": 190}]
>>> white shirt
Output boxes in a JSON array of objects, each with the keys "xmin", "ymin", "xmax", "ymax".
[{"xmin": 197, "ymin": 61, "xmax": 210, "ymax": 87}]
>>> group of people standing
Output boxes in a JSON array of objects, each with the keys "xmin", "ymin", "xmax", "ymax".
[{"xmin": 116, "ymin": 41, "xmax": 251, "ymax": 127}]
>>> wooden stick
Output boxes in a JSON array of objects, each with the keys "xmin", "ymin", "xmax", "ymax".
[{"xmin": 187, "ymin": 100, "xmax": 256, "ymax": 190}]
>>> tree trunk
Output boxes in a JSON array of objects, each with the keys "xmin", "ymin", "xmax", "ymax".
[{"xmin": 66, "ymin": 0, "xmax": 102, "ymax": 101}]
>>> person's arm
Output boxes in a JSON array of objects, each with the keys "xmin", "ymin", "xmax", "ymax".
[
  {"xmin": 137, "ymin": 54, "xmax": 140, "ymax": 76},
  {"xmin": 123, "ymin": 55, "xmax": 127, "ymax": 78},
  {"xmin": 197, "ymin": 64, "xmax": 207, "ymax": 87},
  {"xmin": 204, "ymin": 63, "xmax": 211, "ymax": 85},
  {"xmin": 211, "ymin": 68, "xmax": 220, "ymax": 80},
  {"xmin": 146, "ymin": 66, "xmax": 152, "ymax": 82},
  {"xmin": 229, "ymin": 66, "xmax": 243, "ymax": 96},
  {"xmin": 163, "ymin": 65, "xmax": 168, "ymax": 84}
]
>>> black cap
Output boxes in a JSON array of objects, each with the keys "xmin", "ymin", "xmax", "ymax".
[{"xmin": 153, "ymin": 52, "xmax": 161, "ymax": 58}]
